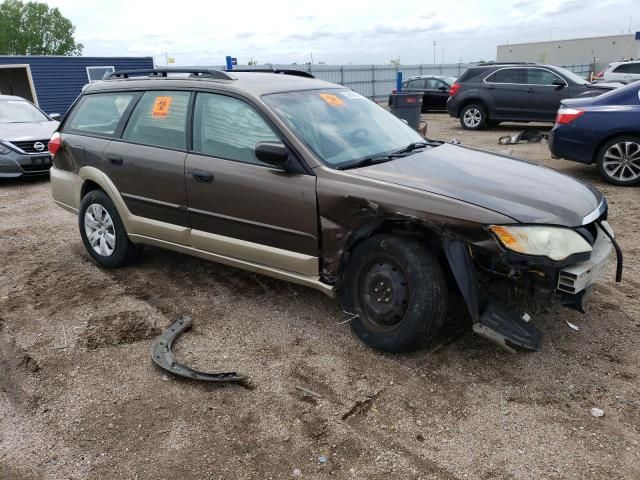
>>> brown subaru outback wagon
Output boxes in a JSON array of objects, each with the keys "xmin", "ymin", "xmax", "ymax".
[{"xmin": 49, "ymin": 68, "xmax": 621, "ymax": 353}]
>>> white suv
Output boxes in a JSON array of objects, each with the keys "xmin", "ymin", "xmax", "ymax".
[{"xmin": 595, "ymin": 60, "xmax": 640, "ymax": 84}]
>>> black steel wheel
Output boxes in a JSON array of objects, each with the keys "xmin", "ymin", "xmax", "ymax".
[{"xmin": 342, "ymin": 234, "xmax": 447, "ymax": 352}]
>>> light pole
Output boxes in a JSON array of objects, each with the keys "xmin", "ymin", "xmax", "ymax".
[{"xmin": 433, "ymin": 41, "xmax": 437, "ymax": 64}]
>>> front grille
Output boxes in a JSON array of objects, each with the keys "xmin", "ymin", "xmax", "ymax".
[{"xmin": 10, "ymin": 140, "xmax": 49, "ymax": 154}]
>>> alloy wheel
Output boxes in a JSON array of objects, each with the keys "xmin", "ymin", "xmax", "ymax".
[
  {"xmin": 84, "ymin": 204, "xmax": 116, "ymax": 256},
  {"xmin": 602, "ymin": 141, "xmax": 640, "ymax": 182},
  {"xmin": 463, "ymin": 108, "xmax": 482, "ymax": 128}
]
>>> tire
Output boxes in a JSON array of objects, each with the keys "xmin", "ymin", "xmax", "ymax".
[
  {"xmin": 78, "ymin": 189, "xmax": 142, "ymax": 267},
  {"xmin": 341, "ymin": 234, "xmax": 447, "ymax": 353},
  {"xmin": 459, "ymin": 104, "xmax": 487, "ymax": 130},
  {"xmin": 596, "ymin": 135, "xmax": 640, "ymax": 186}
]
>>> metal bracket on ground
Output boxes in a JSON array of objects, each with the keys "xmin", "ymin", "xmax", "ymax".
[{"xmin": 151, "ymin": 315, "xmax": 253, "ymax": 389}]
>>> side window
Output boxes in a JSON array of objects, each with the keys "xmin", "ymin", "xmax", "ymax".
[
  {"xmin": 66, "ymin": 93, "xmax": 135, "ymax": 136},
  {"xmin": 193, "ymin": 93, "xmax": 281, "ymax": 165},
  {"xmin": 613, "ymin": 64, "xmax": 631, "ymax": 73},
  {"xmin": 425, "ymin": 78, "xmax": 444, "ymax": 90},
  {"xmin": 630, "ymin": 63, "xmax": 640, "ymax": 74},
  {"xmin": 526, "ymin": 69, "xmax": 564, "ymax": 85},
  {"xmin": 122, "ymin": 91, "xmax": 190, "ymax": 150},
  {"xmin": 485, "ymin": 68, "xmax": 525, "ymax": 84},
  {"xmin": 411, "ymin": 79, "xmax": 426, "ymax": 89}
]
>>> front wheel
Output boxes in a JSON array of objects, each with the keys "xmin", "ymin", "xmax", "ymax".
[
  {"xmin": 79, "ymin": 190, "xmax": 142, "ymax": 267},
  {"xmin": 596, "ymin": 136, "xmax": 640, "ymax": 186},
  {"xmin": 459, "ymin": 104, "xmax": 487, "ymax": 130},
  {"xmin": 341, "ymin": 235, "xmax": 447, "ymax": 353}
]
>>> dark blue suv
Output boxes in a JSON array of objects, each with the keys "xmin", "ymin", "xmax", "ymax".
[{"xmin": 549, "ymin": 81, "xmax": 640, "ymax": 186}]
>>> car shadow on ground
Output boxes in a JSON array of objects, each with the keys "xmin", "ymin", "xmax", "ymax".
[{"xmin": 0, "ymin": 175, "xmax": 50, "ymax": 186}]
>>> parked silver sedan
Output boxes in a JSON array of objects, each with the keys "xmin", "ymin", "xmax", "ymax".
[{"xmin": 0, "ymin": 95, "xmax": 60, "ymax": 178}]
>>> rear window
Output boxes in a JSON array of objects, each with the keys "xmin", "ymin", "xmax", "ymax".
[
  {"xmin": 66, "ymin": 93, "xmax": 135, "ymax": 135},
  {"xmin": 485, "ymin": 68, "xmax": 525, "ymax": 84},
  {"xmin": 122, "ymin": 91, "xmax": 190, "ymax": 150},
  {"xmin": 456, "ymin": 68, "xmax": 484, "ymax": 83}
]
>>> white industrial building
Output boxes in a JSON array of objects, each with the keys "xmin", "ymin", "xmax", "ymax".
[{"xmin": 497, "ymin": 33, "xmax": 640, "ymax": 72}]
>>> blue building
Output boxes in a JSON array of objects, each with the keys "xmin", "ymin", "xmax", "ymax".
[{"xmin": 0, "ymin": 56, "xmax": 154, "ymax": 115}]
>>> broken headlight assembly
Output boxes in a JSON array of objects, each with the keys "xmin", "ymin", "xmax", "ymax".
[{"xmin": 489, "ymin": 225, "xmax": 592, "ymax": 261}]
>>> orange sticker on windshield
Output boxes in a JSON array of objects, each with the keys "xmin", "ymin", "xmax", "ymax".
[
  {"xmin": 319, "ymin": 93, "xmax": 345, "ymax": 107},
  {"xmin": 152, "ymin": 96, "xmax": 172, "ymax": 117}
]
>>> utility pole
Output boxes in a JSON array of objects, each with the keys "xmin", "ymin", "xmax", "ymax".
[
  {"xmin": 310, "ymin": 51, "xmax": 314, "ymax": 65},
  {"xmin": 433, "ymin": 40, "xmax": 437, "ymax": 64}
]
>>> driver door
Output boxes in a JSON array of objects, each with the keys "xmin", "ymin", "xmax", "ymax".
[{"xmin": 185, "ymin": 92, "xmax": 319, "ymax": 276}]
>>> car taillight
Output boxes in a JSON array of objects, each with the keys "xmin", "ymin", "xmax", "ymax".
[
  {"xmin": 48, "ymin": 132, "xmax": 62, "ymax": 155},
  {"xmin": 555, "ymin": 108, "xmax": 585, "ymax": 125},
  {"xmin": 449, "ymin": 83, "xmax": 460, "ymax": 97},
  {"xmin": 595, "ymin": 69, "xmax": 605, "ymax": 78}
]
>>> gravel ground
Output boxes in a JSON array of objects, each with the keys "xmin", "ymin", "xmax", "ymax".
[{"xmin": 1, "ymin": 113, "xmax": 639, "ymax": 480}]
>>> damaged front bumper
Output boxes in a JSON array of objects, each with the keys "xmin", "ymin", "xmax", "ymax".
[{"xmin": 445, "ymin": 220, "xmax": 622, "ymax": 352}]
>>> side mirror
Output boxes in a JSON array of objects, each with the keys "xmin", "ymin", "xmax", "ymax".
[
  {"xmin": 49, "ymin": 113, "xmax": 61, "ymax": 121},
  {"xmin": 439, "ymin": 86, "xmax": 448, "ymax": 92},
  {"xmin": 255, "ymin": 142, "xmax": 289, "ymax": 169},
  {"xmin": 552, "ymin": 79, "xmax": 565, "ymax": 89}
]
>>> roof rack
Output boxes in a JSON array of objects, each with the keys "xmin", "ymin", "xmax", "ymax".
[
  {"xmin": 105, "ymin": 68, "xmax": 234, "ymax": 80},
  {"xmin": 226, "ymin": 68, "xmax": 315, "ymax": 79}
]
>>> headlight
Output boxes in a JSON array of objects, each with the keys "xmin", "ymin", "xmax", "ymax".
[
  {"xmin": 0, "ymin": 142, "xmax": 11, "ymax": 155},
  {"xmin": 489, "ymin": 225, "xmax": 592, "ymax": 261}
]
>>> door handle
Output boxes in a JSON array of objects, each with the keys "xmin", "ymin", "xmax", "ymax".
[
  {"xmin": 107, "ymin": 154, "xmax": 123, "ymax": 166},
  {"xmin": 192, "ymin": 169, "xmax": 213, "ymax": 183}
]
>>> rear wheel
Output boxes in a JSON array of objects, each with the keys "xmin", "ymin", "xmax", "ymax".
[
  {"xmin": 596, "ymin": 136, "xmax": 640, "ymax": 186},
  {"xmin": 341, "ymin": 235, "xmax": 447, "ymax": 353},
  {"xmin": 460, "ymin": 104, "xmax": 487, "ymax": 130},
  {"xmin": 79, "ymin": 190, "xmax": 142, "ymax": 267}
]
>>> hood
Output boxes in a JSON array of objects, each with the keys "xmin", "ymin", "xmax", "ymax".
[
  {"xmin": 0, "ymin": 121, "xmax": 59, "ymax": 142},
  {"xmin": 348, "ymin": 143, "xmax": 603, "ymax": 227}
]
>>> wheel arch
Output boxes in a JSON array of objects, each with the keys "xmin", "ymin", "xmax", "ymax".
[
  {"xmin": 78, "ymin": 166, "xmax": 133, "ymax": 232},
  {"xmin": 336, "ymin": 218, "xmax": 455, "ymax": 289},
  {"xmin": 591, "ymin": 131, "xmax": 640, "ymax": 164},
  {"xmin": 458, "ymin": 96, "xmax": 490, "ymax": 117}
]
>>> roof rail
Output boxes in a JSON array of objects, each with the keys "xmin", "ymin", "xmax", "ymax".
[
  {"xmin": 475, "ymin": 62, "xmax": 537, "ymax": 66},
  {"xmin": 105, "ymin": 69, "xmax": 234, "ymax": 80},
  {"xmin": 226, "ymin": 68, "xmax": 315, "ymax": 79}
]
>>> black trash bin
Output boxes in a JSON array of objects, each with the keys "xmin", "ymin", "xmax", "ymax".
[{"xmin": 388, "ymin": 92, "xmax": 423, "ymax": 130}]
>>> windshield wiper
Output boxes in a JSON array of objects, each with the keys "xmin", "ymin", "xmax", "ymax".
[
  {"xmin": 337, "ymin": 155, "xmax": 397, "ymax": 170},
  {"xmin": 337, "ymin": 142, "xmax": 437, "ymax": 171},
  {"xmin": 391, "ymin": 141, "xmax": 431, "ymax": 155}
]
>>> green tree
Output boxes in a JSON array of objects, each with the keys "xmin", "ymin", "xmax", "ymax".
[{"xmin": 0, "ymin": 0, "xmax": 83, "ymax": 55}]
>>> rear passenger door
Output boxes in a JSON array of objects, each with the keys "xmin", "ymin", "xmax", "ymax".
[
  {"xmin": 482, "ymin": 68, "xmax": 526, "ymax": 119},
  {"xmin": 103, "ymin": 91, "xmax": 191, "ymax": 227},
  {"xmin": 61, "ymin": 92, "xmax": 138, "ymax": 176},
  {"xmin": 185, "ymin": 92, "xmax": 319, "ymax": 276},
  {"xmin": 522, "ymin": 68, "xmax": 568, "ymax": 121}
]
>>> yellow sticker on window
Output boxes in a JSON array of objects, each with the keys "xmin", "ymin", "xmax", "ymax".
[
  {"xmin": 152, "ymin": 96, "xmax": 172, "ymax": 117},
  {"xmin": 319, "ymin": 93, "xmax": 345, "ymax": 107}
]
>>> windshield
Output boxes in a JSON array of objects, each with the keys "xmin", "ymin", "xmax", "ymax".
[
  {"xmin": 262, "ymin": 89, "xmax": 425, "ymax": 168},
  {"xmin": 0, "ymin": 99, "xmax": 49, "ymax": 123},
  {"xmin": 442, "ymin": 76, "xmax": 456, "ymax": 85},
  {"xmin": 553, "ymin": 66, "xmax": 589, "ymax": 85}
]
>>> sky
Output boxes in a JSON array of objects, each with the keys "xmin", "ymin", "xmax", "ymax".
[{"xmin": 47, "ymin": 0, "xmax": 639, "ymax": 66}]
